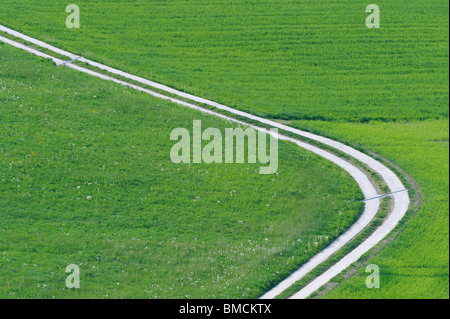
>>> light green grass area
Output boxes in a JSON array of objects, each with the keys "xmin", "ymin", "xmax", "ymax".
[
  {"xmin": 0, "ymin": 0, "xmax": 448, "ymax": 298},
  {"xmin": 289, "ymin": 120, "xmax": 449, "ymax": 298},
  {"xmin": 0, "ymin": 43, "xmax": 363, "ymax": 298}
]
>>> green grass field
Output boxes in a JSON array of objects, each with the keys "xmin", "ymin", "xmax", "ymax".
[
  {"xmin": 0, "ymin": 43, "xmax": 363, "ymax": 298},
  {"xmin": 0, "ymin": 0, "xmax": 448, "ymax": 298}
]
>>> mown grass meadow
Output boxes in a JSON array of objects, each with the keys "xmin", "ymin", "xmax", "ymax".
[{"xmin": 0, "ymin": 43, "xmax": 363, "ymax": 298}]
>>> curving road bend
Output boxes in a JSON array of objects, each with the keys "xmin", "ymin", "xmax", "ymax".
[{"xmin": 0, "ymin": 24, "xmax": 410, "ymax": 299}]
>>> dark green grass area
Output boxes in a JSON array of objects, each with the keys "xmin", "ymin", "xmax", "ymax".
[
  {"xmin": 0, "ymin": 44, "xmax": 363, "ymax": 298},
  {"xmin": 0, "ymin": 0, "xmax": 448, "ymax": 122}
]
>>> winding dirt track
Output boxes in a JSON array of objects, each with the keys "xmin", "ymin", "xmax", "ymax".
[{"xmin": 0, "ymin": 24, "xmax": 410, "ymax": 299}]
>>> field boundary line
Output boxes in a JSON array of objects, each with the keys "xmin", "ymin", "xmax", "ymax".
[{"xmin": 0, "ymin": 25, "xmax": 410, "ymax": 299}]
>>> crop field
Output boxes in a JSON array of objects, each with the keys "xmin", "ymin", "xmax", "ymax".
[
  {"xmin": 0, "ymin": 0, "xmax": 448, "ymax": 300},
  {"xmin": 0, "ymin": 0, "xmax": 447, "ymax": 123},
  {"xmin": 292, "ymin": 119, "xmax": 449, "ymax": 298}
]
